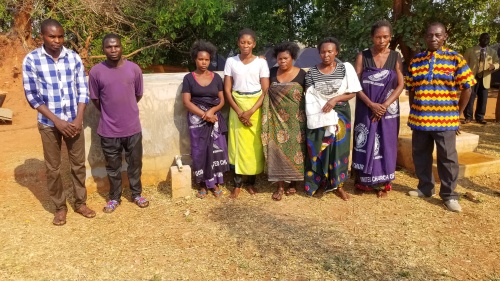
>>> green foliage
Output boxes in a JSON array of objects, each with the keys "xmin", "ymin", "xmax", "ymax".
[{"xmin": 1, "ymin": 0, "xmax": 499, "ymax": 68}]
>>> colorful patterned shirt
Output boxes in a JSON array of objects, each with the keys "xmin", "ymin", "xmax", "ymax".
[
  {"xmin": 405, "ymin": 47, "xmax": 476, "ymax": 131},
  {"xmin": 22, "ymin": 46, "xmax": 89, "ymax": 127}
]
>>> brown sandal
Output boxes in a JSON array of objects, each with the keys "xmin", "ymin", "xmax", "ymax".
[
  {"xmin": 52, "ymin": 209, "xmax": 67, "ymax": 226},
  {"xmin": 76, "ymin": 205, "xmax": 96, "ymax": 218}
]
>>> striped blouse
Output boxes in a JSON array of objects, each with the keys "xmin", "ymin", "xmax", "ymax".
[
  {"xmin": 305, "ymin": 62, "xmax": 346, "ymax": 98},
  {"xmin": 405, "ymin": 47, "xmax": 476, "ymax": 131}
]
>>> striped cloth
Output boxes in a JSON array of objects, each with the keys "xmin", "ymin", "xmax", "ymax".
[
  {"xmin": 22, "ymin": 46, "xmax": 89, "ymax": 127},
  {"xmin": 405, "ymin": 47, "xmax": 476, "ymax": 131}
]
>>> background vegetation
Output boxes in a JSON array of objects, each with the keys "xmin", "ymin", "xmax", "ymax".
[{"xmin": 1, "ymin": 0, "xmax": 499, "ymax": 69}]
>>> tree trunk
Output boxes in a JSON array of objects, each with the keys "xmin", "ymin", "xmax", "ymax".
[
  {"xmin": 392, "ymin": 0, "xmax": 413, "ymax": 63},
  {"xmin": 13, "ymin": 1, "xmax": 35, "ymax": 49}
]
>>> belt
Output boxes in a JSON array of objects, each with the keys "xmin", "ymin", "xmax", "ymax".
[{"xmin": 235, "ymin": 90, "xmax": 261, "ymax": 95}]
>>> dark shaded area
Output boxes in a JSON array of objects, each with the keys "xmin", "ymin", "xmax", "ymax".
[
  {"xmin": 14, "ymin": 154, "xmax": 82, "ymax": 213},
  {"xmin": 209, "ymin": 202, "xmax": 445, "ymax": 280}
]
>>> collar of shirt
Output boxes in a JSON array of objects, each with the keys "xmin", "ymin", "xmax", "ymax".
[{"xmin": 41, "ymin": 45, "xmax": 68, "ymax": 61}]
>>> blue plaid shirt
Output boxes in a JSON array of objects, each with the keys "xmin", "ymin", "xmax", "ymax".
[{"xmin": 22, "ymin": 46, "xmax": 89, "ymax": 127}]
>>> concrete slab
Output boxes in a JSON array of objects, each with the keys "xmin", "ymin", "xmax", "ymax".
[{"xmin": 397, "ymin": 131, "xmax": 479, "ymax": 170}]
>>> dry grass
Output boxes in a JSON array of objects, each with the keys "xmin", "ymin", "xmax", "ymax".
[
  {"xmin": 2, "ymin": 161, "xmax": 500, "ymax": 280},
  {"xmin": 1, "ymin": 114, "xmax": 500, "ymax": 281}
]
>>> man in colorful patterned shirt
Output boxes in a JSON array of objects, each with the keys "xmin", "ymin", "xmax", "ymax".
[
  {"xmin": 405, "ymin": 22, "xmax": 476, "ymax": 212},
  {"xmin": 22, "ymin": 19, "xmax": 96, "ymax": 225}
]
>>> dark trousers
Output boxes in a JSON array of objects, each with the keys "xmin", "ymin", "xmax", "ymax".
[
  {"xmin": 38, "ymin": 123, "xmax": 87, "ymax": 211},
  {"xmin": 412, "ymin": 130, "xmax": 459, "ymax": 200},
  {"xmin": 100, "ymin": 132, "xmax": 143, "ymax": 202},
  {"xmin": 464, "ymin": 78, "xmax": 488, "ymax": 121}
]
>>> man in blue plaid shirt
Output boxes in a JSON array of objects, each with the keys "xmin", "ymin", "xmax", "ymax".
[{"xmin": 22, "ymin": 19, "xmax": 96, "ymax": 225}]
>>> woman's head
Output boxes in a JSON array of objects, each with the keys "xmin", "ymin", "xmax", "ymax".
[
  {"xmin": 238, "ymin": 28, "xmax": 256, "ymax": 55},
  {"xmin": 273, "ymin": 41, "xmax": 299, "ymax": 60},
  {"xmin": 273, "ymin": 42, "xmax": 300, "ymax": 70},
  {"xmin": 317, "ymin": 37, "xmax": 340, "ymax": 65},
  {"xmin": 371, "ymin": 20, "xmax": 392, "ymax": 50},
  {"xmin": 190, "ymin": 40, "xmax": 217, "ymax": 71}
]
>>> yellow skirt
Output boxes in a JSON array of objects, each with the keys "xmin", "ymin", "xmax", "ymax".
[{"xmin": 228, "ymin": 90, "xmax": 264, "ymax": 175}]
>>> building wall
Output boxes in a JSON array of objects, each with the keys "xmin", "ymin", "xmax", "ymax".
[{"xmin": 83, "ymin": 72, "xmax": 401, "ymax": 193}]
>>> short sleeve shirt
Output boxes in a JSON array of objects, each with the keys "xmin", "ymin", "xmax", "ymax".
[
  {"xmin": 181, "ymin": 72, "xmax": 223, "ymax": 98},
  {"xmin": 89, "ymin": 60, "xmax": 143, "ymax": 138},
  {"xmin": 223, "ymin": 55, "xmax": 270, "ymax": 92},
  {"xmin": 405, "ymin": 47, "xmax": 476, "ymax": 131}
]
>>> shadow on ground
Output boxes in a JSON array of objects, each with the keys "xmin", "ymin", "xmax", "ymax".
[
  {"xmin": 14, "ymin": 158, "xmax": 53, "ymax": 213},
  {"xmin": 209, "ymin": 202, "xmax": 448, "ymax": 280}
]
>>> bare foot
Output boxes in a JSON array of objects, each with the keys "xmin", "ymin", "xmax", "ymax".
[
  {"xmin": 230, "ymin": 187, "xmax": 241, "ymax": 199},
  {"xmin": 335, "ymin": 187, "xmax": 350, "ymax": 201},
  {"xmin": 285, "ymin": 181, "xmax": 297, "ymax": 196},
  {"xmin": 246, "ymin": 186, "xmax": 257, "ymax": 195},
  {"xmin": 377, "ymin": 190, "xmax": 388, "ymax": 198},
  {"xmin": 272, "ymin": 187, "xmax": 284, "ymax": 201},
  {"xmin": 313, "ymin": 188, "xmax": 325, "ymax": 198}
]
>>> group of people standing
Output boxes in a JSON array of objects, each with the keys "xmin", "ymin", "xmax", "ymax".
[
  {"xmin": 185, "ymin": 21, "xmax": 492, "ymax": 214},
  {"xmin": 24, "ymin": 17, "xmax": 495, "ymax": 225},
  {"xmin": 23, "ymin": 19, "xmax": 149, "ymax": 225},
  {"xmin": 183, "ymin": 22, "xmax": 404, "ymax": 203}
]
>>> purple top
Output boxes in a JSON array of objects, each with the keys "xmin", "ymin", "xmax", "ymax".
[
  {"xmin": 181, "ymin": 72, "xmax": 223, "ymax": 97},
  {"xmin": 89, "ymin": 60, "xmax": 143, "ymax": 138}
]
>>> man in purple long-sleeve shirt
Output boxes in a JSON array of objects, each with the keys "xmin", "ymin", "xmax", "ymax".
[
  {"xmin": 89, "ymin": 34, "xmax": 149, "ymax": 213},
  {"xmin": 22, "ymin": 19, "xmax": 96, "ymax": 225}
]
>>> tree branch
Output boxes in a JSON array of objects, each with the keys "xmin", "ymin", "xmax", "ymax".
[{"xmin": 87, "ymin": 39, "xmax": 171, "ymax": 59}]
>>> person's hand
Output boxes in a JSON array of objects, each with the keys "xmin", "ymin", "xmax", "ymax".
[
  {"xmin": 55, "ymin": 119, "xmax": 78, "ymax": 138},
  {"xmin": 369, "ymin": 102, "xmax": 387, "ymax": 117},
  {"xmin": 489, "ymin": 63, "xmax": 496, "ymax": 71},
  {"xmin": 322, "ymin": 98, "xmax": 337, "ymax": 113},
  {"xmin": 71, "ymin": 118, "xmax": 83, "ymax": 134},
  {"xmin": 456, "ymin": 127, "xmax": 461, "ymax": 135},
  {"xmin": 203, "ymin": 110, "xmax": 218, "ymax": 123},
  {"xmin": 370, "ymin": 114, "xmax": 382, "ymax": 123},
  {"xmin": 238, "ymin": 111, "xmax": 253, "ymax": 127}
]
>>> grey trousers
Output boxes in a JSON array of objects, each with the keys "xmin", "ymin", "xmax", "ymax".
[
  {"xmin": 38, "ymin": 123, "xmax": 88, "ymax": 211},
  {"xmin": 412, "ymin": 130, "xmax": 459, "ymax": 200}
]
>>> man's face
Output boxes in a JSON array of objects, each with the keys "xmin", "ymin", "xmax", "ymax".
[
  {"xmin": 41, "ymin": 25, "xmax": 64, "ymax": 54},
  {"xmin": 103, "ymin": 38, "xmax": 123, "ymax": 62},
  {"xmin": 425, "ymin": 25, "xmax": 447, "ymax": 52},
  {"xmin": 479, "ymin": 34, "xmax": 490, "ymax": 47}
]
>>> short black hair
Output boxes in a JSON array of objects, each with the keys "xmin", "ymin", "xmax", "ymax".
[
  {"xmin": 102, "ymin": 33, "xmax": 121, "ymax": 47},
  {"xmin": 40, "ymin": 19, "xmax": 63, "ymax": 34},
  {"xmin": 273, "ymin": 41, "xmax": 300, "ymax": 60},
  {"xmin": 426, "ymin": 22, "xmax": 447, "ymax": 34},
  {"xmin": 479, "ymin": 32, "xmax": 489, "ymax": 38},
  {"xmin": 371, "ymin": 20, "xmax": 393, "ymax": 36},
  {"xmin": 238, "ymin": 28, "xmax": 256, "ymax": 40},
  {"xmin": 190, "ymin": 40, "xmax": 217, "ymax": 60},
  {"xmin": 317, "ymin": 37, "xmax": 341, "ymax": 53}
]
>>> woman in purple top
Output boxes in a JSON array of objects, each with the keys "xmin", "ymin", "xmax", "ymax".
[
  {"xmin": 351, "ymin": 20, "xmax": 405, "ymax": 198},
  {"xmin": 182, "ymin": 40, "xmax": 229, "ymax": 198}
]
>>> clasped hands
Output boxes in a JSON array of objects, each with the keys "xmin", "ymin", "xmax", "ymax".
[
  {"xmin": 238, "ymin": 110, "xmax": 253, "ymax": 127},
  {"xmin": 369, "ymin": 102, "xmax": 388, "ymax": 122},
  {"xmin": 55, "ymin": 119, "xmax": 82, "ymax": 138},
  {"xmin": 202, "ymin": 109, "xmax": 218, "ymax": 123}
]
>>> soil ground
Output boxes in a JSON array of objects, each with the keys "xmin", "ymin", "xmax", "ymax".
[{"xmin": 1, "ymin": 36, "xmax": 500, "ymax": 281}]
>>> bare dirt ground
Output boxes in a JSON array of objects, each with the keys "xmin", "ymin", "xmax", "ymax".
[{"xmin": 1, "ymin": 36, "xmax": 500, "ymax": 280}]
